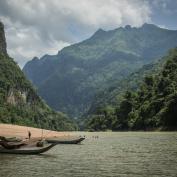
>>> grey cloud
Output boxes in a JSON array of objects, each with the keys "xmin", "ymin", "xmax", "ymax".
[{"xmin": 0, "ymin": 0, "xmax": 151, "ymax": 67}]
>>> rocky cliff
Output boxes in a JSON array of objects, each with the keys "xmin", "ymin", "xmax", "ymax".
[
  {"xmin": 0, "ymin": 21, "xmax": 7, "ymax": 55},
  {"xmin": 0, "ymin": 21, "xmax": 76, "ymax": 130}
]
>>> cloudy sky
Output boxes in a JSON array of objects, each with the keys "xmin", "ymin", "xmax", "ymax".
[{"xmin": 0, "ymin": 0, "xmax": 176, "ymax": 68}]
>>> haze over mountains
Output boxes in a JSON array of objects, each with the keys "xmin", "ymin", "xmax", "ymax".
[{"xmin": 23, "ymin": 24, "xmax": 177, "ymax": 119}]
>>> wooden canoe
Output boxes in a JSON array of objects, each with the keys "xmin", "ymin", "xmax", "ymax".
[
  {"xmin": 0, "ymin": 143, "xmax": 56, "ymax": 155},
  {"xmin": 46, "ymin": 137, "xmax": 85, "ymax": 144}
]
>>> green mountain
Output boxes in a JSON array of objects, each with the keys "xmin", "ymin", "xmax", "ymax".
[
  {"xmin": 0, "ymin": 22, "xmax": 76, "ymax": 130},
  {"xmin": 87, "ymin": 58, "xmax": 165, "ymax": 115},
  {"xmin": 86, "ymin": 49, "xmax": 177, "ymax": 131},
  {"xmin": 23, "ymin": 24, "xmax": 177, "ymax": 118}
]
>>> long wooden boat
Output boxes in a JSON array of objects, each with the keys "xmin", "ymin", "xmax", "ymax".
[
  {"xmin": 46, "ymin": 137, "xmax": 85, "ymax": 144},
  {"xmin": 0, "ymin": 143, "xmax": 56, "ymax": 155}
]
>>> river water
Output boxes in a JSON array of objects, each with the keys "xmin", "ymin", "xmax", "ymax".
[{"xmin": 0, "ymin": 132, "xmax": 177, "ymax": 177}]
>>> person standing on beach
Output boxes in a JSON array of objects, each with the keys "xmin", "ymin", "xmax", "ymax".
[{"xmin": 28, "ymin": 131, "xmax": 31, "ymax": 140}]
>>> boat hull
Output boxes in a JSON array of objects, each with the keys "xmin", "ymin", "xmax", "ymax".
[
  {"xmin": 0, "ymin": 143, "xmax": 56, "ymax": 155},
  {"xmin": 46, "ymin": 137, "xmax": 85, "ymax": 144}
]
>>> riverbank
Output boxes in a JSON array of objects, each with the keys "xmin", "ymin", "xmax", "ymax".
[{"xmin": 0, "ymin": 123, "xmax": 70, "ymax": 139}]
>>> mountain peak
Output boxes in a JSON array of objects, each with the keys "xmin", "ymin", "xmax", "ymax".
[
  {"xmin": 32, "ymin": 56, "xmax": 39, "ymax": 61},
  {"xmin": 96, "ymin": 28, "xmax": 105, "ymax": 33},
  {"xmin": 141, "ymin": 23, "xmax": 158, "ymax": 29},
  {"xmin": 124, "ymin": 25, "xmax": 132, "ymax": 30},
  {"xmin": 0, "ymin": 21, "xmax": 7, "ymax": 55},
  {"xmin": 93, "ymin": 28, "xmax": 106, "ymax": 36}
]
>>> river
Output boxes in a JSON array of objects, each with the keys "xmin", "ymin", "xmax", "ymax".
[{"xmin": 0, "ymin": 132, "xmax": 177, "ymax": 177}]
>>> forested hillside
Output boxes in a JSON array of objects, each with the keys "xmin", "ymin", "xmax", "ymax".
[
  {"xmin": 86, "ymin": 49, "xmax": 177, "ymax": 131},
  {"xmin": 0, "ymin": 21, "xmax": 76, "ymax": 131},
  {"xmin": 87, "ymin": 60, "xmax": 164, "ymax": 115},
  {"xmin": 23, "ymin": 24, "xmax": 177, "ymax": 118}
]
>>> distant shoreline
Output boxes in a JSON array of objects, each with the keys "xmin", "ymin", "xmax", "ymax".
[
  {"xmin": 0, "ymin": 123, "xmax": 70, "ymax": 139},
  {"xmin": 0, "ymin": 124, "xmax": 176, "ymax": 139}
]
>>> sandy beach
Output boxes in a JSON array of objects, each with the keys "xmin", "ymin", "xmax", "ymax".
[{"xmin": 0, "ymin": 123, "xmax": 71, "ymax": 139}]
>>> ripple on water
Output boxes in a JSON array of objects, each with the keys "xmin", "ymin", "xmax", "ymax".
[{"xmin": 0, "ymin": 132, "xmax": 177, "ymax": 177}]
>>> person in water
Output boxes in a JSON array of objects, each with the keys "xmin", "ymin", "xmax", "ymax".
[{"xmin": 28, "ymin": 131, "xmax": 31, "ymax": 140}]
